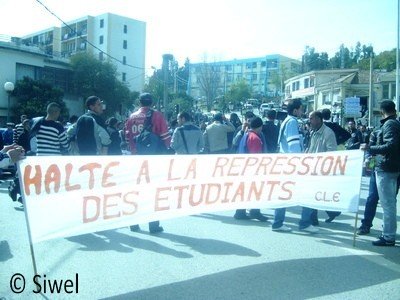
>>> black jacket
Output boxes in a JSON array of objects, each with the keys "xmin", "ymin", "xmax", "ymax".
[{"xmin": 369, "ymin": 115, "xmax": 400, "ymax": 172}]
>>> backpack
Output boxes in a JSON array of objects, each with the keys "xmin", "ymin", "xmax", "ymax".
[
  {"xmin": 237, "ymin": 132, "xmax": 249, "ymax": 154},
  {"xmin": 134, "ymin": 109, "xmax": 165, "ymax": 155}
]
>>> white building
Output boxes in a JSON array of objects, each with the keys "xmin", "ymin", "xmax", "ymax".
[
  {"xmin": 188, "ymin": 55, "xmax": 301, "ymax": 103},
  {"xmin": 0, "ymin": 36, "xmax": 82, "ymax": 124},
  {"xmin": 21, "ymin": 13, "xmax": 146, "ymax": 92},
  {"xmin": 284, "ymin": 69, "xmax": 397, "ymax": 127}
]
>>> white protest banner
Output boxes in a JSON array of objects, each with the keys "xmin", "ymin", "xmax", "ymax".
[{"xmin": 18, "ymin": 150, "xmax": 364, "ymax": 243}]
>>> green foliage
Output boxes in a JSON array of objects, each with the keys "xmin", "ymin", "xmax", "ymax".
[
  {"xmin": 168, "ymin": 93, "xmax": 194, "ymax": 121},
  {"xmin": 70, "ymin": 52, "xmax": 133, "ymax": 118},
  {"xmin": 225, "ymin": 80, "xmax": 251, "ymax": 108},
  {"xmin": 11, "ymin": 76, "xmax": 67, "ymax": 121},
  {"xmin": 374, "ymin": 49, "xmax": 396, "ymax": 71}
]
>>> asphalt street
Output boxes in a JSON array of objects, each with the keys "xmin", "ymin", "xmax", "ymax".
[{"xmin": 0, "ymin": 173, "xmax": 399, "ymax": 299}]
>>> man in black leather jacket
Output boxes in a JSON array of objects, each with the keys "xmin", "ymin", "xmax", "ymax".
[{"xmin": 361, "ymin": 100, "xmax": 400, "ymax": 246}]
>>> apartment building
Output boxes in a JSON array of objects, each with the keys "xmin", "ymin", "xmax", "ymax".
[
  {"xmin": 20, "ymin": 13, "xmax": 146, "ymax": 92},
  {"xmin": 284, "ymin": 69, "xmax": 396, "ymax": 127},
  {"xmin": 188, "ymin": 55, "xmax": 301, "ymax": 101}
]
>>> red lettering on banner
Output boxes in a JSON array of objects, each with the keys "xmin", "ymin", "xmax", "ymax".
[
  {"xmin": 279, "ymin": 181, "xmax": 295, "ymax": 200},
  {"xmin": 175, "ymin": 185, "xmax": 189, "ymax": 208},
  {"xmin": 44, "ymin": 164, "xmax": 61, "ymax": 194},
  {"xmin": 103, "ymin": 193, "xmax": 122, "ymax": 220},
  {"xmin": 83, "ymin": 196, "xmax": 101, "ymax": 223},
  {"xmin": 284, "ymin": 157, "xmax": 300, "ymax": 175},
  {"xmin": 298, "ymin": 156, "xmax": 313, "ymax": 175},
  {"xmin": 155, "ymin": 187, "xmax": 171, "ymax": 211},
  {"xmin": 205, "ymin": 184, "xmax": 221, "ymax": 204},
  {"xmin": 270, "ymin": 156, "xmax": 285, "ymax": 175},
  {"xmin": 79, "ymin": 163, "xmax": 101, "ymax": 189},
  {"xmin": 241, "ymin": 157, "xmax": 259, "ymax": 176},
  {"xmin": 212, "ymin": 157, "xmax": 229, "ymax": 177},
  {"xmin": 228, "ymin": 157, "xmax": 244, "ymax": 176},
  {"xmin": 185, "ymin": 159, "xmax": 197, "ymax": 179},
  {"xmin": 82, "ymin": 191, "xmax": 140, "ymax": 223},
  {"xmin": 122, "ymin": 191, "xmax": 139, "ymax": 215},
  {"xmin": 137, "ymin": 160, "xmax": 150, "ymax": 184},
  {"xmin": 265, "ymin": 181, "xmax": 281, "ymax": 200},
  {"xmin": 168, "ymin": 159, "xmax": 180, "ymax": 180},
  {"xmin": 65, "ymin": 163, "xmax": 81, "ymax": 191},
  {"xmin": 23, "ymin": 165, "xmax": 42, "ymax": 195},
  {"xmin": 255, "ymin": 156, "xmax": 273, "ymax": 175},
  {"xmin": 102, "ymin": 162, "xmax": 119, "ymax": 188}
]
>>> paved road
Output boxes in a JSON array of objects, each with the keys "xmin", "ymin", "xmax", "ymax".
[{"xmin": 0, "ymin": 174, "xmax": 399, "ymax": 299}]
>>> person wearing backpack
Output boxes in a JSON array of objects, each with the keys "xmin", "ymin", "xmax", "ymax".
[
  {"xmin": 171, "ymin": 111, "xmax": 203, "ymax": 154},
  {"xmin": 233, "ymin": 117, "xmax": 268, "ymax": 222},
  {"xmin": 125, "ymin": 93, "xmax": 171, "ymax": 233},
  {"xmin": 76, "ymin": 96, "xmax": 111, "ymax": 155},
  {"xmin": 125, "ymin": 93, "xmax": 171, "ymax": 155}
]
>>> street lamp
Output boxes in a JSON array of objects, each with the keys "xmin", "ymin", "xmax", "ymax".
[{"xmin": 4, "ymin": 81, "xmax": 15, "ymax": 123}]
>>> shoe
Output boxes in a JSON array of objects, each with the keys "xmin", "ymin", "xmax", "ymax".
[
  {"xmin": 234, "ymin": 213, "xmax": 250, "ymax": 220},
  {"xmin": 130, "ymin": 225, "xmax": 140, "ymax": 232},
  {"xmin": 272, "ymin": 224, "xmax": 292, "ymax": 232},
  {"xmin": 325, "ymin": 212, "xmax": 341, "ymax": 223},
  {"xmin": 372, "ymin": 236, "xmax": 395, "ymax": 246},
  {"xmin": 149, "ymin": 226, "xmax": 164, "ymax": 234},
  {"xmin": 357, "ymin": 227, "xmax": 370, "ymax": 235},
  {"xmin": 301, "ymin": 225, "xmax": 319, "ymax": 233},
  {"xmin": 249, "ymin": 213, "xmax": 268, "ymax": 222}
]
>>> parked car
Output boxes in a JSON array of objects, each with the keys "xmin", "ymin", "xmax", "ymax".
[
  {"xmin": 243, "ymin": 102, "xmax": 253, "ymax": 110},
  {"xmin": 259, "ymin": 103, "xmax": 271, "ymax": 115}
]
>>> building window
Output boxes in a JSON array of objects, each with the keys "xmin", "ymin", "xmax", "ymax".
[
  {"xmin": 99, "ymin": 35, "xmax": 104, "ymax": 44},
  {"xmin": 123, "ymin": 56, "xmax": 126, "ymax": 65},
  {"xmin": 246, "ymin": 62, "xmax": 257, "ymax": 69},
  {"xmin": 100, "ymin": 19, "xmax": 104, "ymax": 28},
  {"xmin": 304, "ymin": 78, "xmax": 309, "ymax": 88},
  {"xmin": 267, "ymin": 59, "xmax": 278, "ymax": 68},
  {"xmin": 122, "ymin": 72, "xmax": 126, "ymax": 82},
  {"xmin": 124, "ymin": 25, "xmax": 127, "ymax": 33},
  {"xmin": 310, "ymin": 77, "xmax": 315, "ymax": 87},
  {"xmin": 123, "ymin": 40, "xmax": 127, "ymax": 49},
  {"xmin": 261, "ymin": 61, "xmax": 266, "ymax": 67},
  {"xmin": 225, "ymin": 65, "xmax": 232, "ymax": 71},
  {"xmin": 251, "ymin": 73, "xmax": 257, "ymax": 81},
  {"xmin": 99, "ymin": 52, "xmax": 103, "ymax": 61},
  {"xmin": 382, "ymin": 84, "xmax": 389, "ymax": 99}
]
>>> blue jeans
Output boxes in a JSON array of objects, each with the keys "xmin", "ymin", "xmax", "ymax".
[
  {"xmin": 273, "ymin": 207, "xmax": 313, "ymax": 229},
  {"xmin": 361, "ymin": 171, "xmax": 379, "ymax": 228},
  {"xmin": 375, "ymin": 171, "xmax": 400, "ymax": 241}
]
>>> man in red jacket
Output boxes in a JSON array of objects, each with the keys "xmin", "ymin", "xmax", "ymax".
[{"xmin": 125, "ymin": 93, "xmax": 171, "ymax": 233}]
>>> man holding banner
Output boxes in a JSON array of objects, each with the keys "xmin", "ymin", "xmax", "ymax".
[
  {"xmin": 361, "ymin": 100, "xmax": 400, "ymax": 246},
  {"xmin": 272, "ymin": 98, "xmax": 318, "ymax": 233}
]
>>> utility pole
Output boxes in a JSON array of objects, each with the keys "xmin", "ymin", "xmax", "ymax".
[
  {"xmin": 162, "ymin": 54, "xmax": 173, "ymax": 117},
  {"xmin": 368, "ymin": 56, "xmax": 373, "ymax": 127},
  {"xmin": 396, "ymin": 0, "xmax": 400, "ymax": 111}
]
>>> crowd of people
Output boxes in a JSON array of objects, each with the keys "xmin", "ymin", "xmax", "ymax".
[{"xmin": 1, "ymin": 94, "xmax": 399, "ymax": 246}]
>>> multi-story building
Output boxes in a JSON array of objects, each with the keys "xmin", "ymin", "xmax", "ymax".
[
  {"xmin": 284, "ymin": 69, "xmax": 397, "ymax": 127},
  {"xmin": 0, "ymin": 35, "xmax": 82, "ymax": 124},
  {"xmin": 20, "ymin": 13, "xmax": 146, "ymax": 92},
  {"xmin": 188, "ymin": 55, "xmax": 301, "ymax": 103}
]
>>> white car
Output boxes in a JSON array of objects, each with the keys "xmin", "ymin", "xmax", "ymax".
[
  {"xmin": 243, "ymin": 103, "xmax": 253, "ymax": 110},
  {"xmin": 259, "ymin": 103, "xmax": 270, "ymax": 114}
]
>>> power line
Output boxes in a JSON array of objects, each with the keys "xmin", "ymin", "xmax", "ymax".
[{"xmin": 34, "ymin": 0, "xmax": 145, "ymax": 70}]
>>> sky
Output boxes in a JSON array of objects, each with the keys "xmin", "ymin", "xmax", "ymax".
[{"xmin": 0, "ymin": 0, "xmax": 397, "ymax": 72}]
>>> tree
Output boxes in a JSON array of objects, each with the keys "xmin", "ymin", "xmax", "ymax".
[
  {"xmin": 197, "ymin": 62, "xmax": 220, "ymax": 111},
  {"xmin": 374, "ymin": 49, "xmax": 396, "ymax": 71},
  {"xmin": 11, "ymin": 76, "xmax": 68, "ymax": 121},
  {"xmin": 302, "ymin": 46, "xmax": 331, "ymax": 71},
  {"xmin": 225, "ymin": 80, "xmax": 251, "ymax": 109},
  {"xmin": 70, "ymin": 52, "xmax": 133, "ymax": 118}
]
